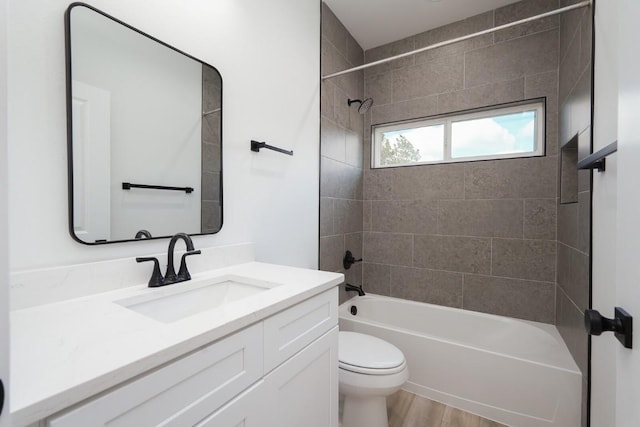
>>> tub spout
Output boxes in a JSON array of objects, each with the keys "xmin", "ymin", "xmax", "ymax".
[{"xmin": 345, "ymin": 283, "xmax": 365, "ymax": 296}]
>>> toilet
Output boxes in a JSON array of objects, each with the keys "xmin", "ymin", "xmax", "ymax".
[{"xmin": 339, "ymin": 331, "xmax": 409, "ymax": 427}]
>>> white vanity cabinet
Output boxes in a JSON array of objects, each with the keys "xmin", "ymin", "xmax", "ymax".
[{"xmin": 44, "ymin": 287, "xmax": 338, "ymax": 427}]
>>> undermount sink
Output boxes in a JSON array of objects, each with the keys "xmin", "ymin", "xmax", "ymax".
[{"xmin": 115, "ymin": 275, "xmax": 280, "ymax": 323}]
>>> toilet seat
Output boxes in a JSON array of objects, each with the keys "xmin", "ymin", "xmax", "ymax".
[{"xmin": 339, "ymin": 331, "xmax": 406, "ymax": 375}]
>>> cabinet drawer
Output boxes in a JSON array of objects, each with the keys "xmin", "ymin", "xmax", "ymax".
[
  {"xmin": 48, "ymin": 323, "xmax": 263, "ymax": 427},
  {"xmin": 263, "ymin": 287, "xmax": 337, "ymax": 373},
  {"xmin": 194, "ymin": 381, "xmax": 267, "ymax": 427}
]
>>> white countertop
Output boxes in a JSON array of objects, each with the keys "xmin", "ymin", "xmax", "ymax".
[{"xmin": 10, "ymin": 261, "xmax": 343, "ymax": 426}]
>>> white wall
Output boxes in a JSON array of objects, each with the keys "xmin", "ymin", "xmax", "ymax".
[
  {"xmin": 7, "ymin": 0, "xmax": 320, "ymax": 271},
  {"xmin": 591, "ymin": 1, "xmax": 619, "ymax": 425},
  {"xmin": 0, "ymin": 0, "xmax": 11, "ymax": 422},
  {"xmin": 72, "ymin": 6, "xmax": 202, "ymax": 241}
]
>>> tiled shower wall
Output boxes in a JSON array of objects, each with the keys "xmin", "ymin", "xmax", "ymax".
[
  {"xmin": 361, "ymin": 0, "xmax": 561, "ymax": 323},
  {"xmin": 201, "ymin": 65, "xmax": 222, "ymax": 233},
  {"xmin": 320, "ymin": 4, "xmax": 365, "ymax": 304},
  {"xmin": 556, "ymin": 1, "xmax": 592, "ymax": 425}
]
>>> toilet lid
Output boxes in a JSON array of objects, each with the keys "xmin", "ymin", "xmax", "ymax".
[{"xmin": 339, "ymin": 331, "xmax": 406, "ymax": 374}]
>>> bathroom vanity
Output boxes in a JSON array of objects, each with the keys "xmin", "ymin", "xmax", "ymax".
[{"xmin": 10, "ymin": 245, "xmax": 342, "ymax": 427}]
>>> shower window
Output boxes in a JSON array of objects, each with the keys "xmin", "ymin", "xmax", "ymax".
[{"xmin": 371, "ymin": 99, "xmax": 545, "ymax": 168}]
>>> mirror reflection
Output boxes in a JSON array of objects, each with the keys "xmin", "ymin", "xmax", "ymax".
[{"xmin": 66, "ymin": 3, "xmax": 222, "ymax": 244}]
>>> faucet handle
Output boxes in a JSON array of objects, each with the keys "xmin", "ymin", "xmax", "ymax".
[
  {"xmin": 136, "ymin": 257, "xmax": 165, "ymax": 287},
  {"xmin": 177, "ymin": 250, "xmax": 202, "ymax": 280}
]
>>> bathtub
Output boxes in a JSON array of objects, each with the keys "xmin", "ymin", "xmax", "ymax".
[{"xmin": 339, "ymin": 295, "xmax": 581, "ymax": 427}]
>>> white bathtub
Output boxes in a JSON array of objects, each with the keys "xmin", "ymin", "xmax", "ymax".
[{"xmin": 339, "ymin": 295, "xmax": 581, "ymax": 427}]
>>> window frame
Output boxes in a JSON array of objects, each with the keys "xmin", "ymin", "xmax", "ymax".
[{"xmin": 371, "ymin": 98, "xmax": 546, "ymax": 169}]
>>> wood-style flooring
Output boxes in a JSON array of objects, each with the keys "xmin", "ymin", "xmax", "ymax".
[{"xmin": 387, "ymin": 390, "xmax": 507, "ymax": 427}]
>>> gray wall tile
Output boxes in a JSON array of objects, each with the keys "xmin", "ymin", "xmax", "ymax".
[
  {"xmin": 390, "ymin": 266, "xmax": 463, "ymax": 307},
  {"xmin": 345, "ymin": 232, "xmax": 363, "ymax": 260},
  {"xmin": 362, "ymin": 263, "xmax": 391, "ymax": 296},
  {"xmin": 414, "ymin": 235, "xmax": 491, "ymax": 274},
  {"xmin": 335, "ymin": 199, "xmax": 363, "ymax": 234},
  {"xmin": 556, "ymin": 286, "xmax": 588, "ymax": 374},
  {"xmin": 465, "ymin": 29, "xmax": 559, "ymax": 88},
  {"xmin": 364, "ymin": 37, "xmax": 415, "ymax": 77},
  {"xmin": 321, "ymin": 157, "xmax": 362, "ymax": 199},
  {"xmin": 346, "ymin": 32, "xmax": 364, "ymax": 67},
  {"xmin": 345, "ymin": 130, "xmax": 363, "ymax": 168},
  {"xmin": 524, "ymin": 199, "xmax": 557, "ymax": 240},
  {"xmin": 493, "ymin": 0, "xmax": 559, "ymax": 43},
  {"xmin": 202, "ymin": 172, "xmax": 220, "ymax": 202},
  {"xmin": 320, "ymin": 235, "xmax": 344, "ymax": 272},
  {"xmin": 371, "ymin": 95, "xmax": 438, "ymax": 125},
  {"xmin": 363, "ymin": 168, "xmax": 394, "ymax": 200},
  {"xmin": 492, "ymin": 238, "xmax": 557, "ymax": 282},
  {"xmin": 437, "ymin": 78, "xmax": 524, "ymax": 114},
  {"xmin": 414, "ymin": 12, "xmax": 494, "ymax": 63},
  {"xmin": 559, "ymin": 1, "xmax": 586, "ymax": 61},
  {"xmin": 559, "ymin": 28, "xmax": 582, "ymax": 105},
  {"xmin": 333, "ymin": 86, "xmax": 351, "ymax": 129},
  {"xmin": 525, "ymin": 71, "xmax": 559, "ymax": 113},
  {"xmin": 391, "ymin": 163, "xmax": 465, "ymax": 201},
  {"xmin": 321, "ymin": 79, "xmax": 335, "ymax": 119},
  {"xmin": 558, "ymin": 201, "xmax": 578, "ymax": 248},
  {"xmin": 393, "ymin": 54, "xmax": 464, "ymax": 101},
  {"xmin": 363, "ymin": 232, "xmax": 413, "ymax": 266},
  {"xmin": 201, "ymin": 201, "xmax": 221, "ymax": 234},
  {"xmin": 363, "ymin": 200, "xmax": 372, "ymax": 231},
  {"xmin": 437, "ymin": 199, "xmax": 524, "ymax": 238},
  {"xmin": 464, "ymin": 156, "xmax": 557, "ymax": 199},
  {"xmin": 557, "ymin": 242, "xmax": 589, "ymax": 310},
  {"xmin": 577, "ymin": 191, "xmax": 590, "ymax": 254},
  {"xmin": 320, "ymin": 197, "xmax": 334, "ymax": 237},
  {"xmin": 463, "ymin": 274, "xmax": 555, "ymax": 322},
  {"xmin": 320, "ymin": 5, "xmax": 365, "ymax": 289},
  {"xmin": 365, "ymin": 73, "xmax": 393, "ymax": 106},
  {"xmin": 371, "ymin": 200, "xmax": 438, "ymax": 234},
  {"xmin": 321, "ymin": 117, "xmax": 345, "ymax": 162},
  {"xmin": 321, "ymin": 3, "xmax": 348, "ymax": 56}
]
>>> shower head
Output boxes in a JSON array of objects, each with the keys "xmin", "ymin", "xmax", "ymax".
[{"xmin": 347, "ymin": 98, "xmax": 374, "ymax": 114}]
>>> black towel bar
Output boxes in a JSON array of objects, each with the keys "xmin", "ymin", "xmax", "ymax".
[
  {"xmin": 577, "ymin": 141, "xmax": 617, "ymax": 172},
  {"xmin": 122, "ymin": 182, "xmax": 194, "ymax": 193}
]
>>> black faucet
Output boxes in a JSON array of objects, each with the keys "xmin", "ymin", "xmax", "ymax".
[
  {"xmin": 345, "ymin": 283, "xmax": 365, "ymax": 296},
  {"xmin": 136, "ymin": 232, "xmax": 201, "ymax": 287}
]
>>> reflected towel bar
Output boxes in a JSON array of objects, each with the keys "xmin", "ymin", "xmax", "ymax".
[
  {"xmin": 577, "ymin": 141, "xmax": 617, "ymax": 172},
  {"xmin": 122, "ymin": 182, "xmax": 194, "ymax": 193},
  {"xmin": 250, "ymin": 140, "xmax": 293, "ymax": 156}
]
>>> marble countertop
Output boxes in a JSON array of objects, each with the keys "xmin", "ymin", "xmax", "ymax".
[{"xmin": 10, "ymin": 261, "xmax": 343, "ymax": 426}]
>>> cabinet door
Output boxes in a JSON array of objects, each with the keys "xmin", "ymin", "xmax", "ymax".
[
  {"xmin": 195, "ymin": 381, "xmax": 267, "ymax": 427},
  {"xmin": 263, "ymin": 327, "xmax": 338, "ymax": 427},
  {"xmin": 264, "ymin": 287, "xmax": 337, "ymax": 373}
]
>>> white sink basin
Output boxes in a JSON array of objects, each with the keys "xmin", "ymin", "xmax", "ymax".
[{"xmin": 115, "ymin": 275, "xmax": 280, "ymax": 323}]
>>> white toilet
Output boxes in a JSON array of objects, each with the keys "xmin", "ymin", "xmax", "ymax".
[{"xmin": 339, "ymin": 331, "xmax": 409, "ymax": 427}]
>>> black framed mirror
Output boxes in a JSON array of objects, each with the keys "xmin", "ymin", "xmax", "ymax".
[{"xmin": 65, "ymin": 2, "xmax": 222, "ymax": 245}]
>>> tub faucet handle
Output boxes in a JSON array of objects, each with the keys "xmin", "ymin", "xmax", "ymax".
[{"xmin": 343, "ymin": 250, "xmax": 362, "ymax": 270}]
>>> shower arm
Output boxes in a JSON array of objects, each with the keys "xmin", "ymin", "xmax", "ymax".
[{"xmin": 322, "ymin": 0, "xmax": 592, "ymax": 80}]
